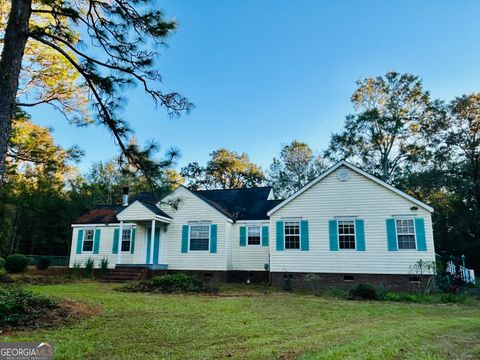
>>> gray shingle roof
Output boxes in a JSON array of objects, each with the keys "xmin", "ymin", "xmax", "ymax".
[{"xmin": 193, "ymin": 187, "xmax": 283, "ymax": 220}]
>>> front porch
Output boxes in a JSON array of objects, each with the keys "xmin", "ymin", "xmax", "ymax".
[{"xmin": 114, "ymin": 199, "xmax": 173, "ymax": 268}]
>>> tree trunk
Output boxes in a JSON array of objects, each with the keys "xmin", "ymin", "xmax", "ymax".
[{"xmin": 0, "ymin": 0, "xmax": 32, "ymax": 184}]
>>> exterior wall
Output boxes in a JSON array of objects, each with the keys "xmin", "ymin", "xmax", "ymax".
[
  {"xmin": 271, "ymin": 272, "xmax": 430, "ymax": 292},
  {"xmin": 225, "ymin": 222, "xmax": 233, "ymax": 270},
  {"xmin": 231, "ymin": 222, "xmax": 270, "ymax": 271},
  {"xmin": 269, "ymin": 165, "xmax": 435, "ymax": 275},
  {"xmin": 159, "ymin": 187, "xmax": 231, "ymax": 271},
  {"xmin": 69, "ymin": 223, "xmax": 148, "ymax": 269}
]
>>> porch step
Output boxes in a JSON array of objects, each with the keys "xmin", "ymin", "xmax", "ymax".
[{"xmin": 101, "ymin": 268, "xmax": 146, "ymax": 283}]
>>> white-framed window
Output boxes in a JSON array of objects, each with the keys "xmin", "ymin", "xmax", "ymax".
[
  {"xmin": 121, "ymin": 227, "xmax": 132, "ymax": 252},
  {"xmin": 247, "ymin": 226, "xmax": 261, "ymax": 245},
  {"xmin": 396, "ymin": 218, "xmax": 416, "ymax": 249},
  {"xmin": 82, "ymin": 228, "xmax": 94, "ymax": 252},
  {"xmin": 284, "ymin": 221, "xmax": 300, "ymax": 249},
  {"xmin": 338, "ymin": 220, "xmax": 356, "ymax": 250},
  {"xmin": 189, "ymin": 224, "xmax": 210, "ymax": 251}
]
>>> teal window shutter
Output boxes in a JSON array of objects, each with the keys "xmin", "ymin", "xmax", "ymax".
[
  {"xmin": 181, "ymin": 225, "xmax": 189, "ymax": 253},
  {"xmin": 130, "ymin": 227, "xmax": 136, "ymax": 254},
  {"xmin": 76, "ymin": 229, "xmax": 84, "ymax": 254},
  {"xmin": 93, "ymin": 228, "xmax": 101, "ymax": 254},
  {"xmin": 329, "ymin": 220, "xmax": 338, "ymax": 251},
  {"xmin": 210, "ymin": 224, "xmax": 218, "ymax": 253},
  {"xmin": 355, "ymin": 219, "xmax": 365, "ymax": 251},
  {"xmin": 239, "ymin": 226, "xmax": 247, "ymax": 246},
  {"xmin": 386, "ymin": 219, "xmax": 398, "ymax": 251},
  {"xmin": 415, "ymin": 218, "xmax": 427, "ymax": 251},
  {"xmin": 300, "ymin": 220, "xmax": 309, "ymax": 251},
  {"xmin": 261, "ymin": 226, "xmax": 269, "ymax": 246},
  {"xmin": 276, "ymin": 221, "xmax": 284, "ymax": 251},
  {"xmin": 112, "ymin": 228, "xmax": 119, "ymax": 254}
]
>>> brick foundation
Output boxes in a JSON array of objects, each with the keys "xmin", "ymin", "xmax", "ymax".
[
  {"xmin": 271, "ymin": 272, "xmax": 429, "ymax": 292},
  {"xmin": 145, "ymin": 269, "xmax": 270, "ymax": 284}
]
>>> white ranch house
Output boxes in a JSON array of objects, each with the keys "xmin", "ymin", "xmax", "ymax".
[{"xmin": 69, "ymin": 161, "xmax": 435, "ymax": 288}]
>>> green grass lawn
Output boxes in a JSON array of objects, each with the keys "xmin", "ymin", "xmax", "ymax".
[{"xmin": 3, "ymin": 282, "xmax": 480, "ymax": 359}]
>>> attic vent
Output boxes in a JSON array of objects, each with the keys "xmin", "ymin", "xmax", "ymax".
[{"xmin": 337, "ymin": 169, "xmax": 350, "ymax": 182}]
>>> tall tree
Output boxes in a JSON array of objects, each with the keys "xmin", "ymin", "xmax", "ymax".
[
  {"xmin": 446, "ymin": 94, "xmax": 480, "ymax": 209},
  {"xmin": 325, "ymin": 71, "xmax": 444, "ymax": 184},
  {"xmin": 181, "ymin": 148, "xmax": 265, "ymax": 190},
  {"xmin": 0, "ymin": 110, "xmax": 83, "ymax": 255},
  {"xmin": 268, "ymin": 140, "xmax": 326, "ymax": 198},
  {"xmin": 0, "ymin": 0, "xmax": 192, "ymax": 183}
]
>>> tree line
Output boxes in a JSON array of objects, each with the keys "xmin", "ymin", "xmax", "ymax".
[{"xmin": 1, "ymin": 71, "xmax": 479, "ymax": 271}]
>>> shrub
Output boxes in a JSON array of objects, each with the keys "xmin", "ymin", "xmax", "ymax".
[
  {"xmin": 84, "ymin": 258, "xmax": 95, "ymax": 278},
  {"xmin": 5, "ymin": 254, "xmax": 28, "ymax": 274},
  {"xmin": 305, "ymin": 273, "xmax": 321, "ymax": 295},
  {"xmin": 348, "ymin": 283, "xmax": 378, "ymax": 300},
  {"xmin": 0, "ymin": 269, "xmax": 13, "ymax": 284},
  {"xmin": 0, "ymin": 287, "xmax": 59, "ymax": 327},
  {"xmin": 282, "ymin": 273, "xmax": 293, "ymax": 291},
  {"xmin": 0, "ymin": 257, "xmax": 5, "ymax": 269},
  {"xmin": 122, "ymin": 273, "xmax": 205, "ymax": 293},
  {"xmin": 71, "ymin": 261, "xmax": 81, "ymax": 278},
  {"xmin": 36, "ymin": 256, "xmax": 51, "ymax": 271},
  {"xmin": 100, "ymin": 258, "xmax": 109, "ymax": 277},
  {"xmin": 151, "ymin": 273, "xmax": 204, "ymax": 293}
]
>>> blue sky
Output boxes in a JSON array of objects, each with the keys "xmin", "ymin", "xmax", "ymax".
[{"xmin": 29, "ymin": 0, "xmax": 480, "ymax": 174}]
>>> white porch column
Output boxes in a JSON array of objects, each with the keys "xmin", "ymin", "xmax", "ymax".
[
  {"xmin": 150, "ymin": 219, "xmax": 155, "ymax": 264},
  {"xmin": 118, "ymin": 221, "xmax": 123, "ymax": 264}
]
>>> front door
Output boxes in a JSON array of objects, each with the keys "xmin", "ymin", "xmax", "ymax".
[{"xmin": 146, "ymin": 228, "xmax": 160, "ymax": 264}]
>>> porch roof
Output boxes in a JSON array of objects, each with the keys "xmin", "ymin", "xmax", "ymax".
[
  {"xmin": 116, "ymin": 200, "xmax": 172, "ymax": 223},
  {"xmin": 73, "ymin": 200, "xmax": 172, "ymax": 225}
]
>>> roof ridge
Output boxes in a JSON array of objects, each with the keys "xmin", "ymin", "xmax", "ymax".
[{"xmin": 193, "ymin": 186, "xmax": 272, "ymax": 193}]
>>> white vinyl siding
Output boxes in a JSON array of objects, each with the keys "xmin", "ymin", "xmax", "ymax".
[
  {"xmin": 159, "ymin": 187, "xmax": 229, "ymax": 270},
  {"xmin": 232, "ymin": 223, "xmax": 270, "ymax": 271},
  {"xmin": 69, "ymin": 224, "xmax": 145, "ymax": 269},
  {"xmin": 269, "ymin": 165, "xmax": 435, "ymax": 274}
]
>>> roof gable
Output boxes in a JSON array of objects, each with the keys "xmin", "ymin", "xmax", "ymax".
[
  {"xmin": 267, "ymin": 161, "xmax": 433, "ymax": 216},
  {"xmin": 161, "ymin": 186, "xmax": 281, "ymax": 221},
  {"xmin": 116, "ymin": 200, "xmax": 172, "ymax": 222},
  {"xmin": 194, "ymin": 187, "xmax": 282, "ymax": 220}
]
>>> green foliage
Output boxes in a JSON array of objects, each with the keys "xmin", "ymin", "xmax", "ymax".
[
  {"xmin": 5, "ymin": 282, "xmax": 480, "ymax": 359},
  {"xmin": 36, "ymin": 256, "xmax": 51, "ymax": 271},
  {"xmin": 150, "ymin": 273, "xmax": 204, "ymax": 293},
  {"xmin": 282, "ymin": 274, "xmax": 293, "ymax": 291},
  {"xmin": 71, "ymin": 261, "xmax": 81, "ymax": 279},
  {"xmin": 181, "ymin": 148, "xmax": 265, "ymax": 190},
  {"xmin": 268, "ymin": 141, "xmax": 327, "ymax": 198},
  {"xmin": 0, "ymin": 287, "xmax": 59, "ymax": 327},
  {"xmin": 348, "ymin": 283, "xmax": 379, "ymax": 300},
  {"xmin": 100, "ymin": 258, "xmax": 109, "ymax": 277},
  {"xmin": 5, "ymin": 254, "xmax": 28, "ymax": 274},
  {"xmin": 381, "ymin": 291, "xmax": 466, "ymax": 304},
  {"xmin": 123, "ymin": 273, "xmax": 205, "ymax": 293},
  {"xmin": 0, "ymin": 268, "xmax": 13, "ymax": 284},
  {"xmin": 84, "ymin": 258, "xmax": 95, "ymax": 278},
  {"xmin": 0, "ymin": 257, "xmax": 4, "ymax": 268},
  {"xmin": 304, "ymin": 273, "xmax": 321, "ymax": 295},
  {"xmin": 326, "ymin": 71, "xmax": 444, "ymax": 183}
]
